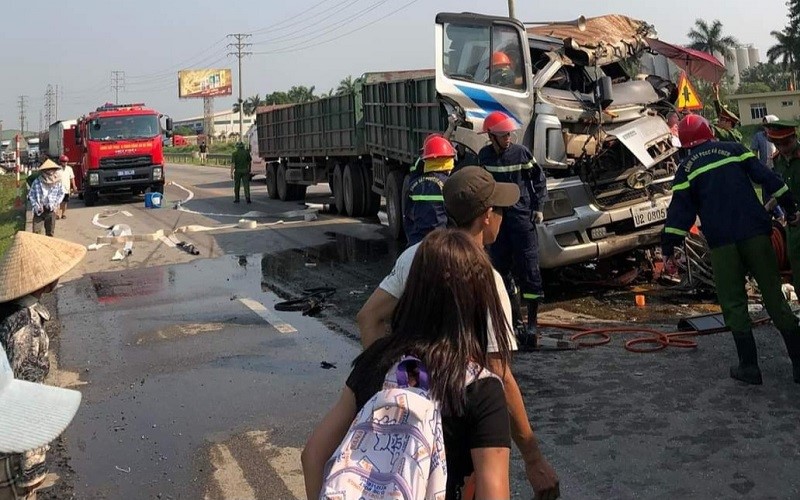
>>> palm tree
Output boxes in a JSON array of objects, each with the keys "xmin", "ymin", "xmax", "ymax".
[
  {"xmin": 768, "ymin": 28, "xmax": 799, "ymax": 89},
  {"xmin": 244, "ymin": 94, "xmax": 263, "ymax": 115},
  {"xmin": 287, "ymin": 85, "xmax": 317, "ymax": 103},
  {"xmin": 336, "ymin": 76, "xmax": 357, "ymax": 95},
  {"xmin": 687, "ymin": 19, "xmax": 738, "ymax": 62},
  {"xmin": 320, "ymin": 88, "xmax": 335, "ymax": 98}
]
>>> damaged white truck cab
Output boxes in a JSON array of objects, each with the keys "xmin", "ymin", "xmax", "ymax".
[{"xmin": 435, "ymin": 12, "xmax": 678, "ymax": 268}]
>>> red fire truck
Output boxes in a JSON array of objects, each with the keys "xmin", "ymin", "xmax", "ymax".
[{"xmin": 75, "ymin": 103, "xmax": 172, "ymax": 206}]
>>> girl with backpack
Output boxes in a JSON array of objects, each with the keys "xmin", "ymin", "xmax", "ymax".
[{"xmin": 302, "ymin": 228, "xmax": 514, "ymax": 499}]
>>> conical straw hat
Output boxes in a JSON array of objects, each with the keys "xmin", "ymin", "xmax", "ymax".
[
  {"xmin": 38, "ymin": 159, "xmax": 61, "ymax": 171},
  {"xmin": 0, "ymin": 232, "xmax": 86, "ymax": 302}
]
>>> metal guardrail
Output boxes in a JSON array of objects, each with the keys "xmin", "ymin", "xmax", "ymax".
[{"xmin": 164, "ymin": 152, "xmax": 231, "ymax": 166}]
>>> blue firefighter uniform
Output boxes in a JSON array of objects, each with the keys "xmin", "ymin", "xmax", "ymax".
[
  {"xmin": 479, "ymin": 142, "xmax": 547, "ymax": 302},
  {"xmin": 402, "ymin": 164, "xmax": 449, "ymax": 247},
  {"xmin": 662, "ymin": 139, "xmax": 800, "ymax": 384}
]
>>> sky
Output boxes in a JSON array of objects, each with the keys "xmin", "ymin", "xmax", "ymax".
[{"xmin": 0, "ymin": 0, "xmax": 789, "ymax": 131}]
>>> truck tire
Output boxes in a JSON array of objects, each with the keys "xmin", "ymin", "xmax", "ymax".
[
  {"xmin": 276, "ymin": 164, "xmax": 290, "ymax": 201},
  {"xmin": 332, "ymin": 165, "xmax": 345, "ymax": 214},
  {"xmin": 151, "ymin": 182, "xmax": 165, "ymax": 194},
  {"xmin": 385, "ymin": 170, "xmax": 406, "ymax": 241},
  {"xmin": 343, "ymin": 164, "xmax": 366, "ymax": 217},
  {"xmin": 266, "ymin": 164, "xmax": 279, "ymax": 199},
  {"xmin": 359, "ymin": 165, "xmax": 380, "ymax": 217},
  {"xmin": 84, "ymin": 187, "xmax": 98, "ymax": 207}
]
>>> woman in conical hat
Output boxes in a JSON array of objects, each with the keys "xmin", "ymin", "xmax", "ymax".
[{"xmin": 0, "ymin": 231, "xmax": 85, "ymax": 495}]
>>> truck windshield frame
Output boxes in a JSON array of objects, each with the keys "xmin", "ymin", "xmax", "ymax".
[{"xmin": 88, "ymin": 115, "xmax": 160, "ymax": 141}]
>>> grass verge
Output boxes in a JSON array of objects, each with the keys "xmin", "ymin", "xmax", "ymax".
[{"xmin": 0, "ymin": 175, "xmax": 26, "ymax": 257}]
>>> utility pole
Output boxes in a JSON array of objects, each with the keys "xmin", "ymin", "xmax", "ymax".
[
  {"xmin": 111, "ymin": 70, "xmax": 126, "ymax": 104},
  {"xmin": 55, "ymin": 84, "xmax": 60, "ymax": 121},
  {"xmin": 227, "ymin": 33, "xmax": 252, "ymax": 139},
  {"xmin": 507, "ymin": 0, "xmax": 515, "ymax": 19},
  {"xmin": 17, "ymin": 95, "xmax": 28, "ymax": 135},
  {"xmin": 44, "ymin": 84, "xmax": 55, "ymax": 127}
]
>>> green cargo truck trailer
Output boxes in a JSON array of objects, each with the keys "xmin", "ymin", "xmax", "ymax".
[{"xmin": 256, "ymin": 70, "xmax": 446, "ymax": 239}]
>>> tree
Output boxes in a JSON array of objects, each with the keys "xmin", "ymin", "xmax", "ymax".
[
  {"xmin": 767, "ymin": 29, "xmax": 799, "ymax": 89},
  {"xmin": 336, "ymin": 75, "xmax": 363, "ymax": 95},
  {"xmin": 735, "ymin": 82, "xmax": 772, "ymax": 95},
  {"xmin": 173, "ymin": 125, "xmax": 196, "ymax": 136},
  {"xmin": 232, "ymin": 94, "xmax": 263, "ymax": 116},
  {"xmin": 687, "ymin": 19, "xmax": 738, "ymax": 61},
  {"xmin": 740, "ymin": 62, "xmax": 793, "ymax": 91},
  {"xmin": 264, "ymin": 92, "xmax": 291, "ymax": 105},
  {"xmin": 320, "ymin": 88, "xmax": 335, "ymax": 98},
  {"xmin": 287, "ymin": 85, "xmax": 317, "ymax": 103}
]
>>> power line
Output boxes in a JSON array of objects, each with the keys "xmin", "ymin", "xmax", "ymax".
[
  {"xmin": 249, "ymin": 0, "xmax": 360, "ymax": 42},
  {"xmin": 254, "ymin": 0, "xmax": 420, "ymax": 55},
  {"xmin": 111, "ymin": 71, "xmax": 126, "ymax": 104},
  {"xmin": 228, "ymin": 33, "xmax": 252, "ymax": 138},
  {"xmin": 250, "ymin": 0, "xmax": 336, "ymax": 35}
]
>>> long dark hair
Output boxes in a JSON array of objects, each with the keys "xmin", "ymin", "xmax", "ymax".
[{"xmin": 356, "ymin": 228, "xmax": 511, "ymax": 416}]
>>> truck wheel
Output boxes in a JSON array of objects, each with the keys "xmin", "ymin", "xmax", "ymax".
[
  {"xmin": 84, "ymin": 188, "xmax": 98, "ymax": 207},
  {"xmin": 385, "ymin": 170, "xmax": 406, "ymax": 241},
  {"xmin": 151, "ymin": 182, "xmax": 165, "ymax": 194},
  {"xmin": 332, "ymin": 165, "xmax": 345, "ymax": 214},
  {"xmin": 359, "ymin": 165, "xmax": 380, "ymax": 217},
  {"xmin": 276, "ymin": 164, "xmax": 290, "ymax": 201},
  {"xmin": 343, "ymin": 164, "xmax": 366, "ymax": 216},
  {"xmin": 266, "ymin": 164, "xmax": 279, "ymax": 199}
]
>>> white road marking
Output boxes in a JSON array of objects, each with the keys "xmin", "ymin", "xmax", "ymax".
[
  {"xmin": 159, "ymin": 235, "xmax": 177, "ymax": 248},
  {"xmin": 170, "ymin": 181, "xmax": 195, "ymax": 203},
  {"xmin": 121, "ymin": 210, "xmax": 133, "ymax": 217},
  {"xmin": 238, "ymin": 297, "xmax": 298, "ymax": 334},
  {"xmin": 205, "ymin": 443, "xmax": 256, "ymax": 500},
  {"xmin": 247, "ymin": 431, "xmax": 305, "ymax": 500}
]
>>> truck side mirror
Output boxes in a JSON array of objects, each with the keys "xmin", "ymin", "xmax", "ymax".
[
  {"xmin": 166, "ymin": 117, "xmax": 173, "ymax": 131},
  {"xmin": 75, "ymin": 128, "xmax": 81, "ymax": 145},
  {"xmin": 595, "ymin": 76, "xmax": 614, "ymax": 110}
]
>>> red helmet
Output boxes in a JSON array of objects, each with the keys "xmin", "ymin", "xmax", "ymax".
[
  {"xmin": 678, "ymin": 114, "xmax": 714, "ymax": 148},
  {"xmin": 490, "ymin": 51, "xmax": 512, "ymax": 68},
  {"xmin": 421, "ymin": 135, "xmax": 455, "ymax": 160},
  {"xmin": 481, "ymin": 111, "xmax": 519, "ymax": 135},
  {"xmin": 59, "ymin": 155, "xmax": 69, "ymax": 163}
]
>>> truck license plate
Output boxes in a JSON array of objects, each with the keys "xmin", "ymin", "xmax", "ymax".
[
  {"xmin": 118, "ymin": 169, "xmax": 135, "ymax": 176},
  {"xmin": 631, "ymin": 201, "xmax": 668, "ymax": 228}
]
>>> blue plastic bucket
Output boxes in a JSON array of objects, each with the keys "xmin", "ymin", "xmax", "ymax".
[{"xmin": 145, "ymin": 192, "xmax": 162, "ymax": 208}]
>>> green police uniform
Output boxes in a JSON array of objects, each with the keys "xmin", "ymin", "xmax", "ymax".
[
  {"xmin": 713, "ymin": 98, "xmax": 743, "ymax": 144},
  {"xmin": 232, "ymin": 145, "xmax": 251, "ymax": 203}
]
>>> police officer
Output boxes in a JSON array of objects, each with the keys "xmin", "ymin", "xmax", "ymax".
[
  {"xmin": 479, "ymin": 111, "xmax": 547, "ymax": 347},
  {"xmin": 663, "ymin": 114, "xmax": 800, "ymax": 384},
  {"xmin": 765, "ymin": 120, "xmax": 800, "ymax": 295},
  {"xmin": 402, "ymin": 135, "xmax": 454, "ymax": 246},
  {"xmin": 711, "ymin": 83, "xmax": 743, "ymax": 143},
  {"xmin": 231, "ymin": 142, "xmax": 251, "ymax": 204}
]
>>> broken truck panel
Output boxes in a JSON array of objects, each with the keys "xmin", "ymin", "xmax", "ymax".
[{"xmin": 527, "ymin": 14, "xmax": 654, "ymax": 67}]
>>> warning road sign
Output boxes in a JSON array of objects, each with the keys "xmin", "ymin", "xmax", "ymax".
[{"xmin": 676, "ymin": 73, "xmax": 703, "ymax": 111}]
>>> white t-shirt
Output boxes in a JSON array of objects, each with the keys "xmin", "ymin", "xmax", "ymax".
[
  {"xmin": 61, "ymin": 166, "xmax": 75, "ymax": 192},
  {"xmin": 379, "ymin": 243, "xmax": 518, "ymax": 353}
]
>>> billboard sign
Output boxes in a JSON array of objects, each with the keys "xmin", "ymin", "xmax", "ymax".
[{"xmin": 178, "ymin": 69, "xmax": 233, "ymax": 98}]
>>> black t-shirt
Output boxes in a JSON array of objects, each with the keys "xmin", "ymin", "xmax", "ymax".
[{"xmin": 346, "ymin": 359, "xmax": 510, "ymax": 499}]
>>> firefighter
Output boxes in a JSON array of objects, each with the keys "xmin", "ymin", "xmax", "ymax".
[
  {"xmin": 711, "ymin": 83, "xmax": 743, "ymax": 143},
  {"xmin": 765, "ymin": 121, "xmax": 800, "ymax": 294},
  {"xmin": 663, "ymin": 114, "xmax": 800, "ymax": 384},
  {"xmin": 479, "ymin": 111, "xmax": 547, "ymax": 348},
  {"xmin": 402, "ymin": 135, "xmax": 455, "ymax": 246}
]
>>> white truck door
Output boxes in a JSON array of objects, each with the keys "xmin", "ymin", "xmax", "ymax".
[{"xmin": 435, "ymin": 13, "xmax": 534, "ymax": 154}]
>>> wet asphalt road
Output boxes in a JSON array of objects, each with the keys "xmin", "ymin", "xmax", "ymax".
[{"xmin": 43, "ymin": 163, "xmax": 800, "ymax": 499}]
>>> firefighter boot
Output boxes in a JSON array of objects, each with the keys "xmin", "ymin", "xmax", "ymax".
[
  {"xmin": 517, "ymin": 299, "xmax": 538, "ymax": 351},
  {"xmin": 778, "ymin": 329, "xmax": 800, "ymax": 383},
  {"xmin": 730, "ymin": 331, "xmax": 763, "ymax": 385}
]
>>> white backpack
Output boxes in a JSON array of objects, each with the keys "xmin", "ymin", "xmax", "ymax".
[{"xmin": 320, "ymin": 357, "xmax": 495, "ymax": 500}]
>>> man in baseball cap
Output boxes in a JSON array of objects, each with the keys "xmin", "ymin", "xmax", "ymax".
[
  {"xmin": 356, "ymin": 166, "xmax": 562, "ymax": 499},
  {"xmin": 0, "ymin": 343, "xmax": 81, "ymax": 499}
]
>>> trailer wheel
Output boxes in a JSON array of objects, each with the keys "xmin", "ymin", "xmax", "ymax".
[
  {"xmin": 385, "ymin": 170, "xmax": 406, "ymax": 241},
  {"xmin": 266, "ymin": 164, "xmax": 279, "ymax": 199},
  {"xmin": 332, "ymin": 165, "xmax": 345, "ymax": 214},
  {"xmin": 343, "ymin": 164, "xmax": 366, "ymax": 216},
  {"xmin": 359, "ymin": 165, "xmax": 380, "ymax": 217},
  {"xmin": 276, "ymin": 164, "xmax": 290, "ymax": 201}
]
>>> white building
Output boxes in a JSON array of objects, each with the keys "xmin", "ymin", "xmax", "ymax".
[{"xmin": 173, "ymin": 109, "xmax": 254, "ymax": 137}]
